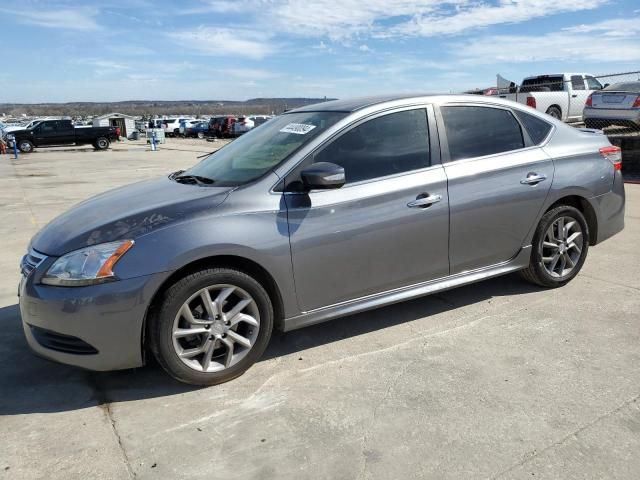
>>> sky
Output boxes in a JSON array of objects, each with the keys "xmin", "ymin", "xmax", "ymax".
[{"xmin": 0, "ymin": 0, "xmax": 639, "ymax": 103}]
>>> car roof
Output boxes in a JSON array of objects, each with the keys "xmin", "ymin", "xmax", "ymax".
[{"xmin": 287, "ymin": 93, "xmax": 528, "ymax": 113}]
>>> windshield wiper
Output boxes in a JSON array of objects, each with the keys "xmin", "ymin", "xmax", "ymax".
[{"xmin": 173, "ymin": 174, "xmax": 215, "ymax": 185}]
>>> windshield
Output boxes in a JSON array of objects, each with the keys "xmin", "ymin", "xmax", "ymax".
[{"xmin": 184, "ymin": 111, "xmax": 346, "ymax": 186}]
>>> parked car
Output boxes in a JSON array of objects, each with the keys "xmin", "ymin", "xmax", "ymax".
[
  {"xmin": 249, "ymin": 115, "xmax": 272, "ymax": 127},
  {"xmin": 496, "ymin": 73, "xmax": 603, "ymax": 122},
  {"xmin": 209, "ymin": 116, "xmax": 236, "ymax": 138},
  {"xmin": 583, "ymin": 81, "xmax": 640, "ymax": 129},
  {"xmin": 232, "ymin": 116, "xmax": 255, "ymax": 136},
  {"xmin": 18, "ymin": 94, "xmax": 625, "ymax": 385},
  {"xmin": 10, "ymin": 119, "xmax": 117, "ymax": 152},
  {"xmin": 185, "ymin": 121, "xmax": 211, "ymax": 139},
  {"xmin": 179, "ymin": 119, "xmax": 201, "ymax": 137},
  {"xmin": 163, "ymin": 117, "xmax": 195, "ymax": 137}
]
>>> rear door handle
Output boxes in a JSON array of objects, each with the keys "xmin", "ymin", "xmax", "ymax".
[
  {"xmin": 407, "ymin": 194, "xmax": 442, "ymax": 208},
  {"xmin": 520, "ymin": 172, "xmax": 548, "ymax": 185}
]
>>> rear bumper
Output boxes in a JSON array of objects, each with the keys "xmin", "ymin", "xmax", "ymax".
[
  {"xmin": 19, "ymin": 272, "xmax": 167, "ymax": 371},
  {"xmin": 583, "ymin": 107, "xmax": 640, "ymax": 125},
  {"xmin": 592, "ymin": 170, "xmax": 626, "ymax": 245}
]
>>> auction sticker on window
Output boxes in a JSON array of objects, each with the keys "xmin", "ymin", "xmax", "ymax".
[{"xmin": 279, "ymin": 123, "xmax": 317, "ymax": 135}]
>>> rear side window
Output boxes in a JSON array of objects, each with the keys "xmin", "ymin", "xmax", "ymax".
[
  {"xmin": 586, "ymin": 76, "xmax": 603, "ymax": 90},
  {"xmin": 440, "ymin": 106, "xmax": 524, "ymax": 161},
  {"xmin": 571, "ymin": 75, "xmax": 586, "ymax": 90},
  {"xmin": 514, "ymin": 110, "xmax": 552, "ymax": 145},
  {"xmin": 314, "ymin": 109, "xmax": 430, "ymax": 184}
]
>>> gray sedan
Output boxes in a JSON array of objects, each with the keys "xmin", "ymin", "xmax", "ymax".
[
  {"xmin": 584, "ymin": 81, "xmax": 640, "ymax": 129},
  {"xmin": 19, "ymin": 94, "xmax": 625, "ymax": 385}
]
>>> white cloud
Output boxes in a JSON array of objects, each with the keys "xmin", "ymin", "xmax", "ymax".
[
  {"xmin": 359, "ymin": 44, "xmax": 371, "ymax": 52},
  {"xmin": 168, "ymin": 27, "xmax": 274, "ymax": 59},
  {"xmin": 181, "ymin": 0, "xmax": 611, "ymax": 42},
  {"xmin": 454, "ymin": 28, "xmax": 640, "ymax": 65},
  {"xmin": 0, "ymin": 7, "xmax": 100, "ymax": 31},
  {"xmin": 394, "ymin": 0, "xmax": 608, "ymax": 36}
]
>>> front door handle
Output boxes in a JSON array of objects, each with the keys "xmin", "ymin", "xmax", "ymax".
[
  {"xmin": 520, "ymin": 172, "xmax": 547, "ymax": 185},
  {"xmin": 407, "ymin": 193, "xmax": 442, "ymax": 208}
]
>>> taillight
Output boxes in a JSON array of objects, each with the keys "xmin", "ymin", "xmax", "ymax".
[
  {"xmin": 600, "ymin": 146, "xmax": 622, "ymax": 171},
  {"xmin": 633, "ymin": 96, "xmax": 640, "ymax": 108},
  {"xmin": 585, "ymin": 94, "xmax": 593, "ymax": 107},
  {"xmin": 526, "ymin": 97, "xmax": 536, "ymax": 109}
]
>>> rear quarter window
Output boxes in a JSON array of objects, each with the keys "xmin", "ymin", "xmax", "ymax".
[{"xmin": 514, "ymin": 110, "xmax": 553, "ymax": 145}]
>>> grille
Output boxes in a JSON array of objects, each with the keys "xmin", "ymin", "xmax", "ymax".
[
  {"xmin": 29, "ymin": 325, "xmax": 98, "ymax": 355},
  {"xmin": 20, "ymin": 249, "xmax": 47, "ymax": 277}
]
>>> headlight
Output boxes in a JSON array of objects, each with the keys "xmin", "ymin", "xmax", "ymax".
[{"xmin": 41, "ymin": 240, "xmax": 134, "ymax": 286}]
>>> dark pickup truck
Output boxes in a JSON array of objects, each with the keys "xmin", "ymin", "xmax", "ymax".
[{"xmin": 9, "ymin": 120, "xmax": 118, "ymax": 153}]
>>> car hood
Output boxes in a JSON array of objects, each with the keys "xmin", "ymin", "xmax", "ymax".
[{"xmin": 31, "ymin": 176, "xmax": 233, "ymax": 256}]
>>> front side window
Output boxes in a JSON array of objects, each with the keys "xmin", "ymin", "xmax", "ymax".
[
  {"xmin": 185, "ymin": 111, "xmax": 346, "ymax": 186},
  {"xmin": 313, "ymin": 109, "xmax": 430, "ymax": 184},
  {"xmin": 441, "ymin": 106, "xmax": 524, "ymax": 161},
  {"xmin": 571, "ymin": 75, "xmax": 586, "ymax": 90}
]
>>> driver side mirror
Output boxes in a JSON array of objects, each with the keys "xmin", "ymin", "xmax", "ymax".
[{"xmin": 300, "ymin": 162, "xmax": 345, "ymax": 190}]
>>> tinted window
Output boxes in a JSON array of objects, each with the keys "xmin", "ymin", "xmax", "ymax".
[
  {"xmin": 314, "ymin": 109, "xmax": 430, "ymax": 184},
  {"xmin": 586, "ymin": 76, "xmax": 603, "ymax": 90},
  {"xmin": 441, "ymin": 106, "xmax": 524, "ymax": 161},
  {"xmin": 521, "ymin": 76, "xmax": 564, "ymax": 92},
  {"xmin": 604, "ymin": 82, "xmax": 640, "ymax": 92},
  {"xmin": 571, "ymin": 75, "xmax": 586, "ymax": 90},
  {"xmin": 514, "ymin": 110, "xmax": 552, "ymax": 145}
]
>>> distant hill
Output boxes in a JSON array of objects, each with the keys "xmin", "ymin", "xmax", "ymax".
[{"xmin": 0, "ymin": 98, "xmax": 336, "ymax": 118}]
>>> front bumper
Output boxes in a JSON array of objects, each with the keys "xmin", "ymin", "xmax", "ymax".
[{"xmin": 19, "ymin": 270, "xmax": 167, "ymax": 371}]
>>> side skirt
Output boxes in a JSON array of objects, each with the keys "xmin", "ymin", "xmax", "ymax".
[{"xmin": 282, "ymin": 246, "xmax": 532, "ymax": 332}]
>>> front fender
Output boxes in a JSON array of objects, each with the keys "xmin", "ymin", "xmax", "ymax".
[{"xmin": 112, "ymin": 208, "xmax": 299, "ymax": 318}]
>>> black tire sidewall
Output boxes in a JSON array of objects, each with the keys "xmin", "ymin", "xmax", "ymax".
[
  {"xmin": 19, "ymin": 140, "xmax": 33, "ymax": 153},
  {"xmin": 546, "ymin": 107, "xmax": 561, "ymax": 119},
  {"xmin": 94, "ymin": 137, "xmax": 109, "ymax": 150},
  {"xmin": 150, "ymin": 268, "xmax": 274, "ymax": 385},
  {"xmin": 530, "ymin": 206, "xmax": 589, "ymax": 287}
]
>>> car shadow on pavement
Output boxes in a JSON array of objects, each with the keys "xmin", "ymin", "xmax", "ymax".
[{"xmin": 0, "ymin": 273, "xmax": 541, "ymax": 415}]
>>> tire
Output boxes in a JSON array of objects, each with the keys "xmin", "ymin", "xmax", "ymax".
[
  {"xmin": 149, "ymin": 268, "xmax": 274, "ymax": 386},
  {"xmin": 94, "ymin": 137, "xmax": 110, "ymax": 150},
  {"xmin": 174, "ymin": 129, "xmax": 180, "ymax": 137},
  {"xmin": 197, "ymin": 132, "xmax": 205, "ymax": 139},
  {"xmin": 520, "ymin": 205, "xmax": 589, "ymax": 288},
  {"xmin": 18, "ymin": 140, "xmax": 34, "ymax": 153},
  {"xmin": 546, "ymin": 106, "xmax": 562, "ymax": 120}
]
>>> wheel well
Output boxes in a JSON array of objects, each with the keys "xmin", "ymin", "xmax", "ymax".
[
  {"xmin": 547, "ymin": 195, "xmax": 598, "ymax": 244},
  {"xmin": 546, "ymin": 104, "xmax": 561, "ymax": 114},
  {"xmin": 142, "ymin": 255, "xmax": 285, "ymax": 360}
]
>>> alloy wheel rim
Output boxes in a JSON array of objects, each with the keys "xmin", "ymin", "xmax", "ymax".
[
  {"xmin": 541, "ymin": 216, "xmax": 583, "ymax": 278},
  {"xmin": 171, "ymin": 284, "xmax": 260, "ymax": 373},
  {"xmin": 98, "ymin": 139, "xmax": 107, "ymax": 148},
  {"xmin": 21, "ymin": 142, "xmax": 32, "ymax": 152}
]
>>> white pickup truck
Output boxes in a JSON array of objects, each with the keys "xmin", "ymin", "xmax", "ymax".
[{"xmin": 495, "ymin": 73, "xmax": 604, "ymax": 122}]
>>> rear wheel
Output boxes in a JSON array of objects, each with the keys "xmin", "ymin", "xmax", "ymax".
[
  {"xmin": 18, "ymin": 140, "xmax": 34, "ymax": 153},
  {"xmin": 197, "ymin": 132, "xmax": 205, "ymax": 139},
  {"xmin": 149, "ymin": 268, "xmax": 274, "ymax": 385},
  {"xmin": 546, "ymin": 106, "xmax": 562, "ymax": 120},
  {"xmin": 520, "ymin": 205, "xmax": 589, "ymax": 288},
  {"xmin": 94, "ymin": 137, "xmax": 110, "ymax": 150}
]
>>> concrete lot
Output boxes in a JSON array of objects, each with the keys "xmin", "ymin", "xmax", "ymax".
[{"xmin": 0, "ymin": 141, "xmax": 639, "ymax": 480}]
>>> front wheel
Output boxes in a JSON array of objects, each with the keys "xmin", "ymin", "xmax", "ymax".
[
  {"xmin": 197, "ymin": 132, "xmax": 205, "ymax": 139},
  {"xmin": 18, "ymin": 140, "xmax": 34, "ymax": 153},
  {"xmin": 520, "ymin": 205, "xmax": 589, "ymax": 288},
  {"xmin": 149, "ymin": 268, "xmax": 274, "ymax": 385},
  {"xmin": 94, "ymin": 137, "xmax": 110, "ymax": 150}
]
